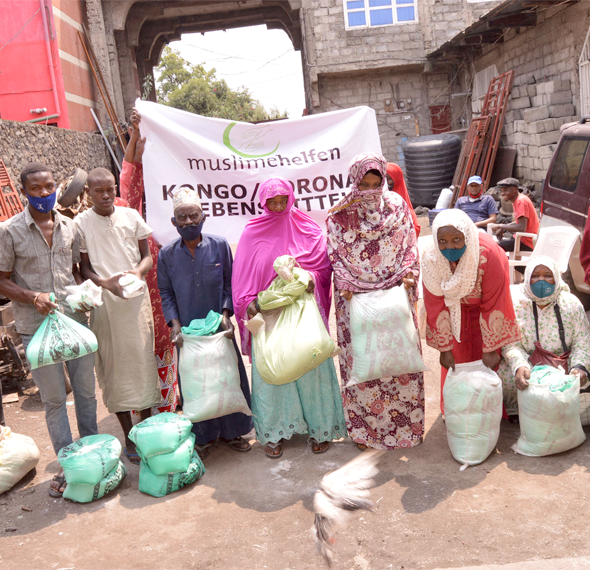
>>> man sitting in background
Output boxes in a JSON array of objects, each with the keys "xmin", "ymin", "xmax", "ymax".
[
  {"xmin": 489, "ymin": 177, "xmax": 540, "ymax": 254},
  {"xmin": 454, "ymin": 175, "xmax": 498, "ymax": 230}
]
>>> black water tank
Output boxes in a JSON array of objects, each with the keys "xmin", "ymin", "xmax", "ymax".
[{"xmin": 403, "ymin": 133, "xmax": 462, "ymax": 207}]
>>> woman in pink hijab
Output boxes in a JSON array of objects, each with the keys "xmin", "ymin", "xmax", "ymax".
[{"xmin": 232, "ymin": 178, "xmax": 346, "ymax": 459}]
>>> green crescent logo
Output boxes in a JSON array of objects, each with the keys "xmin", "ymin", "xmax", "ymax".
[{"xmin": 222, "ymin": 122, "xmax": 280, "ymax": 158}]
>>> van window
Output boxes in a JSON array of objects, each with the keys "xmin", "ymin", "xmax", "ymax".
[{"xmin": 549, "ymin": 138, "xmax": 589, "ymax": 193}]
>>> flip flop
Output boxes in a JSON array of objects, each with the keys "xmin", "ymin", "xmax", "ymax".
[
  {"xmin": 123, "ymin": 448, "xmax": 141, "ymax": 465},
  {"xmin": 195, "ymin": 443, "xmax": 212, "ymax": 460},
  {"xmin": 218, "ymin": 437, "xmax": 252, "ymax": 452},
  {"xmin": 48, "ymin": 474, "xmax": 66, "ymax": 498},
  {"xmin": 310, "ymin": 439, "xmax": 330, "ymax": 454},
  {"xmin": 264, "ymin": 441, "xmax": 283, "ymax": 459}
]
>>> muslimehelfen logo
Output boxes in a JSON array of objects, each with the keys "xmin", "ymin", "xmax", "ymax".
[{"xmin": 222, "ymin": 122, "xmax": 280, "ymax": 158}]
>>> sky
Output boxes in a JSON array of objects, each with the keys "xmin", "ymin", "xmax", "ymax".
[{"xmin": 169, "ymin": 25, "xmax": 306, "ymax": 119}]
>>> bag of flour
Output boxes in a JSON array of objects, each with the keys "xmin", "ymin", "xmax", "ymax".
[
  {"xmin": 443, "ymin": 360, "xmax": 502, "ymax": 469},
  {"xmin": 348, "ymin": 285, "xmax": 425, "ymax": 386},
  {"xmin": 514, "ymin": 365, "xmax": 585, "ymax": 457},
  {"xmin": 0, "ymin": 426, "xmax": 40, "ymax": 494},
  {"xmin": 179, "ymin": 332, "xmax": 251, "ymax": 422}
]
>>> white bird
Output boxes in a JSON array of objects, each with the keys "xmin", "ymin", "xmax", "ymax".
[{"xmin": 311, "ymin": 449, "xmax": 385, "ymax": 566}]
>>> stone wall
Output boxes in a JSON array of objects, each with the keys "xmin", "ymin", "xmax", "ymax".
[
  {"xmin": 465, "ymin": 1, "xmax": 590, "ymax": 187},
  {"xmin": 316, "ymin": 68, "xmax": 465, "ymax": 166},
  {"xmin": 0, "ymin": 119, "xmax": 112, "ymax": 188}
]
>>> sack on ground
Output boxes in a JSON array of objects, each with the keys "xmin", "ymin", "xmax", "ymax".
[
  {"xmin": 26, "ymin": 294, "xmax": 98, "ymax": 370},
  {"xmin": 443, "ymin": 360, "xmax": 502, "ymax": 469},
  {"xmin": 248, "ymin": 255, "xmax": 335, "ymax": 385},
  {"xmin": 138, "ymin": 451, "xmax": 205, "ymax": 498},
  {"xmin": 65, "ymin": 279, "xmax": 103, "ymax": 311},
  {"xmin": 348, "ymin": 285, "xmax": 425, "ymax": 386},
  {"xmin": 139, "ymin": 433, "xmax": 195, "ymax": 476},
  {"xmin": 514, "ymin": 365, "xmax": 585, "ymax": 456},
  {"xmin": 179, "ymin": 332, "xmax": 251, "ymax": 423},
  {"xmin": 128, "ymin": 412, "xmax": 193, "ymax": 458},
  {"xmin": 58, "ymin": 434, "xmax": 122, "ymax": 485},
  {"xmin": 0, "ymin": 426, "xmax": 40, "ymax": 494},
  {"xmin": 62, "ymin": 459, "xmax": 126, "ymax": 503}
]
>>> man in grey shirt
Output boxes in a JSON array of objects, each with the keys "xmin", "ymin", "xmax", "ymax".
[{"xmin": 0, "ymin": 162, "xmax": 98, "ymax": 498}]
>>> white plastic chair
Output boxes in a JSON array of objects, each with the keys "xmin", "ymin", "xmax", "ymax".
[{"xmin": 508, "ymin": 226, "xmax": 580, "ymax": 284}]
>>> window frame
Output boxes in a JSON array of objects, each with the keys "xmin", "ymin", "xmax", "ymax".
[
  {"xmin": 548, "ymin": 137, "xmax": 590, "ymax": 194},
  {"xmin": 343, "ymin": 0, "xmax": 419, "ymax": 30}
]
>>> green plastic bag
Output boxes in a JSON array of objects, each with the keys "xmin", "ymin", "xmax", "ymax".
[
  {"xmin": 26, "ymin": 294, "xmax": 98, "ymax": 370},
  {"xmin": 58, "ymin": 434, "xmax": 122, "ymax": 485},
  {"xmin": 128, "ymin": 412, "xmax": 192, "ymax": 458},
  {"xmin": 139, "ymin": 433, "xmax": 195, "ymax": 476},
  {"xmin": 63, "ymin": 459, "xmax": 127, "ymax": 503},
  {"xmin": 139, "ymin": 451, "xmax": 205, "ymax": 498},
  {"xmin": 181, "ymin": 311, "xmax": 222, "ymax": 336},
  {"xmin": 247, "ymin": 255, "xmax": 335, "ymax": 385}
]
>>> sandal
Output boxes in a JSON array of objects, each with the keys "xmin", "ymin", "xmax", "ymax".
[
  {"xmin": 357, "ymin": 443, "xmax": 369, "ymax": 451},
  {"xmin": 264, "ymin": 441, "xmax": 283, "ymax": 459},
  {"xmin": 123, "ymin": 447, "xmax": 141, "ymax": 465},
  {"xmin": 310, "ymin": 439, "xmax": 329, "ymax": 454},
  {"xmin": 49, "ymin": 474, "xmax": 66, "ymax": 498},
  {"xmin": 196, "ymin": 443, "xmax": 212, "ymax": 460},
  {"xmin": 218, "ymin": 437, "xmax": 252, "ymax": 452}
]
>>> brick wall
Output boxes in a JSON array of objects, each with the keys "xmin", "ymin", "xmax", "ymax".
[
  {"xmin": 466, "ymin": 1, "xmax": 590, "ymax": 187},
  {"xmin": 52, "ymin": 0, "xmax": 100, "ymax": 132}
]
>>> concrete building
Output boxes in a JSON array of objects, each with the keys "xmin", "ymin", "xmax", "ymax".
[{"xmin": 429, "ymin": 0, "xmax": 590, "ymax": 189}]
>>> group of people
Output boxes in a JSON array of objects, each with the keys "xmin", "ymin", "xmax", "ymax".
[{"xmin": 1, "ymin": 112, "xmax": 587, "ymax": 498}]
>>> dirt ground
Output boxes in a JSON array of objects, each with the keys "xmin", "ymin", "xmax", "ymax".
[{"xmin": 3, "ymin": 218, "xmax": 590, "ymax": 570}]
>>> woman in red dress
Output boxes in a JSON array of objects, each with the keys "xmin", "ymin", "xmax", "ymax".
[{"xmin": 422, "ymin": 209, "xmax": 520, "ymax": 414}]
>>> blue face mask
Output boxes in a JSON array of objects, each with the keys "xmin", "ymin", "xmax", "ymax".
[
  {"xmin": 173, "ymin": 218, "xmax": 204, "ymax": 241},
  {"xmin": 27, "ymin": 192, "xmax": 56, "ymax": 213},
  {"xmin": 440, "ymin": 245, "xmax": 466, "ymax": 262},
  {"xmin": 531, "ymin": 280, "xmax": 555, "ymax": 299}
]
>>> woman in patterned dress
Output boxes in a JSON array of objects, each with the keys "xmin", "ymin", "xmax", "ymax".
[
  {"xmin": 422, "ymin": 209, "xmax": 520, "ymax": 415},
  {"xmin": 498, "ymin": 255, "xmax": 590, "ymax": 417},
  {"xmin": 326, "ymin": 152, "xmax": 424, "ymax": 451}
]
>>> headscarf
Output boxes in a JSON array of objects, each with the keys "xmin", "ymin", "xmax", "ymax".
[
  {"xmin": 232, "ymin": 177, "xmax": 333, "ymax": 356},
  {"xmin": 172, "ymin": 188, "xmax": 201, "ymax": 211},
  {"xmin": 522, "ymin": 255, "xmax": 569, "ymax": 306},
  {"xmin": 421, "ymin": 209, "xmax": 480, "ymax": 342},
  {"xmin": 386, "ymin": 162, "xmax": 421, "ymax": 237},
  {"xmin": 326, "ymin": 152, "xmax": 419, "ymax": 293}
]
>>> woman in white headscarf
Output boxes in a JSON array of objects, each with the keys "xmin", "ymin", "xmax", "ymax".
[
  {"xmin": 498, "ymin": 255, "xmax": 590, "ymax": 417},
  {"xmin": 422, "ymin": 209, "xmax": 521, "ymax": 414}
]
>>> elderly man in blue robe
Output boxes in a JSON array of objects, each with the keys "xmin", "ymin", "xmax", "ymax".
[{"xmin": 157, "ymin": 189, "xmax": 253, "ymax": 459}]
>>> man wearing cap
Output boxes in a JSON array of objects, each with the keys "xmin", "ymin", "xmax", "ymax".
[
  {"xmin": 454, "ymin": 175, "xmax": 498, "ymax": 229},
  {"xmin": 157, "ymin": 189, "xmax": 253, "ymax": 460},
  {"xmin": 489, "ymin": 177, "xmax": 539, "ymax": 256}
]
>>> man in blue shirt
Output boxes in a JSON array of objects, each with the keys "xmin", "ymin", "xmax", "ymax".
[{"xmin": 454, "ymin": 175, "xmax": 498, "ymax": 229}]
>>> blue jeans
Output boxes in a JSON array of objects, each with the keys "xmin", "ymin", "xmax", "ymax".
[{"xmin": 21, "ymin": 334, "xmax": 98, "ymax": 455}]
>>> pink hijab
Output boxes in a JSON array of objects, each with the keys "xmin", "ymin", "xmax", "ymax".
[{"xmin": 232, "ymin": 177, "xmax": 333, "ymax": 356}]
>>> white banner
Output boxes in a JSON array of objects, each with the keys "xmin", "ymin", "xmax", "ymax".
[{"xmin": 136, "ymin": 100, "xmax": 382, "ymax": 244}]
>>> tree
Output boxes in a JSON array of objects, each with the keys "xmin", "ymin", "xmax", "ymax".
[{"xmin": 155, "ymin": 47, "xmax": 286, "ymax": 121}]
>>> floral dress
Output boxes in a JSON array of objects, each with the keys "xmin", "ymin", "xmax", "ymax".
[{"xmin": 499, "ymin": 290, "xmax": 590, "ymax": 415}]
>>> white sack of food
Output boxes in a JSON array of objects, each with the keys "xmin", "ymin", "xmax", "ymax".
[
  {"xmin": 443, "ymin": 360, "xmax": 502, "ymax": 469},
  {"xmin": 0, "ymin": 426, "xmax": 40, "ymax": 494},
  {"xmin": 179, "ymin": 332, "xmax": 252, "ymax": 423},
  {"xmin": 349, "ymin": 285, "xmax": 425, "ymax": 386},
  {"xmin": 514, "ymin": 365, "xmax": 585, "ymax": 457},
  {"xmin": 117, "ymin": 273, "xmax": 145, "ymax": 299}
]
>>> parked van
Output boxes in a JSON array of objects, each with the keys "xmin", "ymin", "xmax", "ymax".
[{"xmin": 540, "ymin": 118, "xmax": 590, "ymax": 306}]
